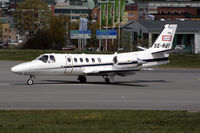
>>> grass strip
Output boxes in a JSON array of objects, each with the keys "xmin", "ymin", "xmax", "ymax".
[
  {"xmin": 0, "ymin": 50, "xmax": 113, "ymax": 61},
  {"xmin": 0, "ymin": 110, "xmax": 199, "ymax": 133},
  {"xmin": 162, "ymin": 54, "xmax": 200, "ymax": 68}
]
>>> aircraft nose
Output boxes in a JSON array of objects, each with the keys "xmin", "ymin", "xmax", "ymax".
[
  {"xmin": 11, "ymin": 62, "xmax": 32, "ymax": 75},
  {"xmin": 11, "ymin": 65, "xmax": 21, "ymax": 73}
]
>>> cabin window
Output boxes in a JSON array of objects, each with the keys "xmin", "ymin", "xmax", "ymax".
[
  {"xmin": 67, "ymin": 58, "xmax": 71, "ymax": 62},
  {"xmin": 92, "ymin": 58, "xmax": 95, "ymax": 63},
  {"xmin": 50, "ymin": 55, "xmax": 55, "ymax": 63},
  {"xmin": 80, "ymin": 58, "xmax": 83, "ymax": 62},
  {"xmin": 85, "ymin": 58, "xmax": 89, "ymax": 62},
  {"xmin": 74, "ymin": 58, "xmax": 78, "ymax": 62},
  {"xmin": 97, "ymin": 58, "xmax": 101, "ymax": 63},
  {"xmin": 38, "ymin": 55, "xmax": 48, "ymax": 63}
]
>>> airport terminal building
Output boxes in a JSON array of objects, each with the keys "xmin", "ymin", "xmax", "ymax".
[{"xmin": 122, "ymin": 20, "xmax": 200, "ymax": 54}]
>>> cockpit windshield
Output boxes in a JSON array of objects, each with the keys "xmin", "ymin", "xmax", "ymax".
[
  {"xmin": 38, "ymin": 55, "xmax": 48, "ymax": 63},
  {"xmin": 36, "ymin": 55, "xmax": 56, "ymax": 63},
  {"xmin": 50, "ymin": 55, "xmax": 56, "ymax": 63}
]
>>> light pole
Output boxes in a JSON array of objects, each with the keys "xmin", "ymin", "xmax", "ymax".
[
  {"xmin": 118, "ymin": 0, "xmax": 121, "ymax": 52},
  {"xmin": 99, "ymin": 0, "xmax": 102, "ymax": 51},
  {"xmin": 99, "ymin": 0, "xmax": 115, "ymax": 51}
]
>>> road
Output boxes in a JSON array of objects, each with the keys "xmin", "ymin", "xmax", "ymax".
[{"xmin": 0, "ymin": 61, "xmax": 200, "ymax": 110}]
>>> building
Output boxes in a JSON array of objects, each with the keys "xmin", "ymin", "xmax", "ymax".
[
  {"xmin": 0, "ymin": 17, "xmax": 15, "ymax": 29},
  {"xmin": 0, "ymin": 22, "xmax": 17, "ymax": 43},
  {"xmin": 10, "ymin": 0, "xmax": 56, "ymax": 5},
  {"xmin": 54, "ymin": 0, "xmax": 95, "ymax": 20},
  {"xmin": 137, "ymin": 1, "xmax": 149, "ymax": 20},
  {"xmin": 138, "ymin": 1, "xmax": 200, "ymax": 20},
  {"xmin": 154, "ymin": 7, "xmax": 200, "ymax": 20},
  {"xmin": 122, "ymin": 20, "xmax": 200, "ymax": 54},
  {"xmin": 124, "ymin": 3, "xmax": 138, "ymax": 21}
]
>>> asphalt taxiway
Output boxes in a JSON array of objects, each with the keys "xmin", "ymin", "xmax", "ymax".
[{"xmin": 0, "ymin": 61, "xmax": 200, "ymax": 110}]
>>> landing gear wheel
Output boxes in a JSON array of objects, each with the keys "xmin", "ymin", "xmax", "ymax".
[
  {"xmin": 103, "ymin": 76, "xmax": 110, "ymax": 84},
  {"xmin": 27, "ymin": 75, "xmax": 34, "ymax": 85},
  {"xmin": 27, "ymin": 78, "xmax": 33, "ymax": 85},
  {"xmin": 105, "ymin": 78, "xmax": 110, "ymax": 83},
  {"xmin": 78, "ymin": 76, "xmax": 87, "ymax": 83}
]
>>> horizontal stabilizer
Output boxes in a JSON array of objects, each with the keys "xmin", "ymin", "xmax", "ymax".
[{"xmin": 137, "ymin": 46, "xmax": 147, "ymax": 51}]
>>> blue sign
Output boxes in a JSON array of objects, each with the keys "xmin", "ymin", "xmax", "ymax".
[
  {"xmin": 96, "ymin": 30, "xmax": 117, "ymax": 39},
  {"xmin": 70, "ymin": 30, "xmax": 91, "ymax": 39},
  {"xmin": 79, "ymin": 17, "xmax": 88, "ymax": 30}
]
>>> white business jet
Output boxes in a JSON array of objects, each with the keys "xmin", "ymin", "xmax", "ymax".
[{"xmin": 11, "ymin": 24, "xmax": 177, "ymax": 85}]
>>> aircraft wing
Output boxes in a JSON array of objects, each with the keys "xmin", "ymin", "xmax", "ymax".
[{"xmin": 84, "ymin": 68, "xmax": 140, "ymax": 76}]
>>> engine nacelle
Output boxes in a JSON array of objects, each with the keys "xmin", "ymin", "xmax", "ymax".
[{"xmin": 113, "ymin": 56, "xmax": 140, "ymax": 68}]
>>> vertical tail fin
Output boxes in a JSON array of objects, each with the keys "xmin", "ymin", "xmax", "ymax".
[{"xmin": 149, "ymin": 24, "xmax": 177, "ymax": 54}]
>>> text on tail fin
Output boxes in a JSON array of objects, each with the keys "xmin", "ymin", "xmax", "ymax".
[{"xmin": 150, "ymin": 24, "xmax": 178, "ymax": 54}]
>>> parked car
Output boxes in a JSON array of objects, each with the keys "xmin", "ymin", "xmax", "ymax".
[
  {"xmin": 62, "ymin": 45, "xmax": 76, "ymax": 51},
  {"xmin": 0, "ymin": 41, "xmax": 8, "ymax": 49}
]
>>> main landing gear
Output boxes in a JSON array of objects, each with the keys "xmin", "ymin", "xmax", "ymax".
[
  {"xmin": 77, "ymin": 75, "xmax": 111, "ymax": 83},
  {"xmin": 27, "ymin": 75, "xmax": 34, "ymax": 85},
  {"xmin": 103, "ymin": 76, "xmax": 110, "ymax": 83},
  {"xmin": 78, "ymin": 76, "xmax": 87, "ymax": 83}
]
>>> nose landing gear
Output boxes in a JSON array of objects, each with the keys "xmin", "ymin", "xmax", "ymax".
[{"xmin": 27, "ymin": 75, "xmax": 35, "ymax": 85}]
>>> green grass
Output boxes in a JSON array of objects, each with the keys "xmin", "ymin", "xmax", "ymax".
[
  {"xmin": 0, "ymin": 50, "xmax": 113, "ymax": 61},
  {"xmin": 0, "ymin": 110, "xmax": 199, "ymax": 133},
  {"xmin": 0, "ymin": 50, "xmax": 200, "ymax": 68},
  {"xmin": 162, "ymin": 54, "xmax": 200, "ymax": 68}
]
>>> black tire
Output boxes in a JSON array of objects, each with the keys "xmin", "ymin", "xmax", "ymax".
[
  {"xmin": 27, "ymin": 79, "xmax": 34, "ymax": 85},
  {"xmin": 78, "ymin": 76, "xmax": 87, "ymax": 83},
  {"xmin": 105, "ymin": 78, "xmax": 110, "ymax": 83}
]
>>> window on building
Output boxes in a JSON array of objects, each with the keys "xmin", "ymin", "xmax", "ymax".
[
  {"xmin": 167, "ymin": 11, "xmax": 171, "ymax": 14},
  {"xmin": 179, "ymin": 10, "xmax": 184, "ymax": 14},
  {"xmin": 5, "ymin": 28, "xmax": 7, "ymax": 32},
  {"xmin": 173, "ymin": 10, "xmax": 178, "ymax": 14},
  {"xmin": 128, "ymin": 13, "xmax": 134, "ymax": 17}
]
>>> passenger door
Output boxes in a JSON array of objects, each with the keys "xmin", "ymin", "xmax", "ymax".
[{"xmin": 65, "ymin": 55, "xmax": 73, "ymax": 73}]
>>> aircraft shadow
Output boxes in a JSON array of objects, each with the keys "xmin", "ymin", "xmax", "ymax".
[
  {"xmin": 12, "ymin": 79, "xmax": 169, "ymax": 87},
  {"xmin": 35, "ymin": 79, "xmax": 169, "ymax": 87},
  {"xmin": 38, "ymin": 80, "xmax": 145, "ymax": 87}
]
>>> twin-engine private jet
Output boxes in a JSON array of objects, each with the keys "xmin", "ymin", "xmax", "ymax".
[{"xmin": 11, "ymin": 24, "xmax": 177, "ymax": 85}]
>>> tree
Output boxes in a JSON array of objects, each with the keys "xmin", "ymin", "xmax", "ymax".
[
  {"xmin": 24, "ymin": 29, "xmax": 53, "ymax": 49},
  {"xmin": 88, "ymin": 21, "xmax": 100, "ymax": 48},
  {"xmin": 48, "ymin": 16, "xmax": 66, "ymax": 49},
  {"xmin": 24, "ymin": 16, "xmax": 66, "ymax": 50},
  {"xmin": 15, "ymin": 0, "xmax": 51, "ymax": 37}
]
